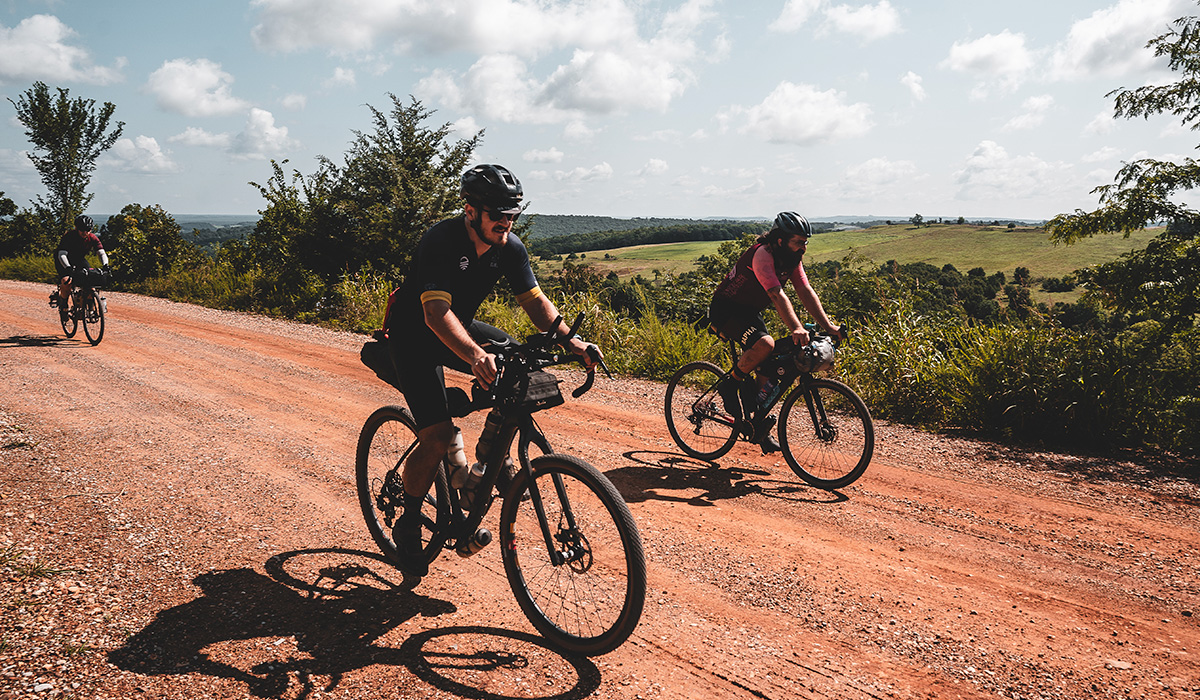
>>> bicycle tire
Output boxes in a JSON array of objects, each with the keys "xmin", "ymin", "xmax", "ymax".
[
  {"xmin": 499, "ymin": 454, "xmax": 646, "ymax": 656},
  {"xmin": 83, "ymin": 289, "xmax": 104, "ymax": 345},
  {"xmin": 60, "ymin": 294, "xmax": 78, "ymax": 338},
  {"xmin": 355, "ymin": 405, "xmax": 449, "ymax": 568},
  {"xmin": 778, "ymin": 378, "xmax": 874, "ymax": 490},
  {"xmin": 664, "ymin": 361, "xmax": 739, "ymax": 460}
]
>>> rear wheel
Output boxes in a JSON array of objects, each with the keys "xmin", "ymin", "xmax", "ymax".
[
  {"xmin": 778, "ymin": 378, "xmax": 874, "ymax": 490},
  {"xmin": 82, "ymin": 288, "xmax": 105, "ymax": 345},
  {"xmin": 500, "ymin": 454, "xmax": 646, "ymax": 656},
  {"xmin": 355, "ymin": 406, "xmax": 449, "ymax": 569},
  {"xmin": 664, "ymin": 361, "xmax": 739, "ymax": 460}
]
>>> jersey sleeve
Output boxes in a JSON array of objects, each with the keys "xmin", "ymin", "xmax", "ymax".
[
  {"xmin": 415, "ymin": 229, "xmax": 458, "ymax": 307},
  {"xmin": 789, "ymin": 262, "xmax": 809, "ymax": 290},
  {"xmin": 751, "ymin": 245, "xmax": 782, "ymax": 292},
  {"xmin": 503, "ymin": 236, "xmax": 541, "ymax": 304}
]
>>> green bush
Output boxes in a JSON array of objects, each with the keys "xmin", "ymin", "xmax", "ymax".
[{"xmin": 0, "ymin": 254, "xmax": 57, "ymax": 283}]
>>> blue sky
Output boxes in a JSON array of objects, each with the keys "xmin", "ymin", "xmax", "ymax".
[{"xmin": 1, "ymin": 0, "xmax": 1197, "ymax": 220}]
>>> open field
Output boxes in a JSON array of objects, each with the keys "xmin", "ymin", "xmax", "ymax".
[{"xmin": 536, "ymin": 224, "xmax": 1162, "ymax": 285}]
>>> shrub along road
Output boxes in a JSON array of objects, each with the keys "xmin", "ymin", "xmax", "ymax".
[{"xmin": 1, "ymin": 278, "xmax": 1197, "ymax": 700}]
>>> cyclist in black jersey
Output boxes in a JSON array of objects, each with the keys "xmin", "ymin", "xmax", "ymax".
[
  {"xmin": 708, "ymin": 212, "xmax": 843, "ymax": 452},
  {"xmin": 52, "ymin": 215, "xmax": 109, "ymax": 319},
  {"xmin": 384, "ymin": 164, "xmax": 601, "ymax": 578}
]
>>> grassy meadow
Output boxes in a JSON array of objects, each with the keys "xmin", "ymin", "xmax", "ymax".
[{"xmin": 540, "ymin": 223, "xmax": 1162, "ymax": 286}]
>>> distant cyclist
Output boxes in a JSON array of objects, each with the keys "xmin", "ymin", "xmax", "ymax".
[
  {"xmin": 52, "ymin": 215, "xmax": 108, "ymax": 318},
  {"xmin": 708, "ymin": 211, "xmax": 844, "ymax": 453},
  {"xmin": 384, "ymin": 164, "xmax": 601, "ymax": 578}
]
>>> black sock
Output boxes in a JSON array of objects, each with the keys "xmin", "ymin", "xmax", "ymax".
[
  {"xmin": 402, "ymin": 493, "xmax": 424, "ymax": 519},
  {"xmin": 731, "ymin": 367, "xmax": 748, "ymax": 381}
]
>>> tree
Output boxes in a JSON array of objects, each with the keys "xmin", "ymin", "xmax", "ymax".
[
  {"xmin": 104, "ymin": 204, "xmax": 204, "ymax": 283},
  {"xmin": 910, "ymin": 213, "xmax": 924, "ymax": 228},
  {"xmin": 1043, "ymin": 7, "xmax": 1200, "ymax": 331},
  {"xmin": 8, "ymin": 82, "xmax": 124, "ymax": 229}
]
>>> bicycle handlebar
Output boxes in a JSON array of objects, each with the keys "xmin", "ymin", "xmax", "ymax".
[{"xmin": 478, "ymin": 312, "xmax": 610, "ymax": 404}]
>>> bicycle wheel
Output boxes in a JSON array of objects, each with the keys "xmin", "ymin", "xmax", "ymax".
[
  {"xmin": 82, "ymin": 289, "xmax": 105, "ymax": 345},
  {"xmin": 60, "ymin": 294, "xmax": 78, "ymax": 338},
  {"xmin": 499, "ymin": 454, "xmax": 646, "ymax": 656},
  {"xmin": 664, "ymin": 361, "xmax": 739, "ymax": 460},
  {"xmin": 355, "ymin": 405, "xmax": 449, "ymax": 568},
  {"xmin": 778, "ymin": 378, "xmax": 874, "ymax": 490}
]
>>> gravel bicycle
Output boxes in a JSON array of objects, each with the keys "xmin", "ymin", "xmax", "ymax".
[
  {"xmin": 664, "ymin": 324, "xmax": 874, "ymax": 490},
  {"xmin": 356, "ymin": 314, "xmax": 646, "ymax": 656},
  {"xmin": 50, "ymin": 267, "xmax": 109, "ymax": 346}
]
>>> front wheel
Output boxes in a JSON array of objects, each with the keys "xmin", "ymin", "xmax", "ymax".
[
  {"xmin": 664, "ymin": 361, "xmax": 739, "ymax": 460},
  {"xmin": 500, "ymin": 454, "xmax": 646, "ymax": 656},
  {"xmin": 60, "ymin": 293, "xmax": 78, "ymax": 338},
  {"xmin": 355, "ymin": 406, "xmax": 449, "ymax": 569},
  {"xmin": 82, "ymin": 289, "xmax": 105, "ymax": 345},
  {"xmin": 778, "ymin": 378, "xmax": 874, "ymax": 490}
]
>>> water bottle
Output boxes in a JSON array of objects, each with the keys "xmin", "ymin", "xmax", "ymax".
[
  {"xmin": 446, "ymin": 427, "xmax": 469, "ymax": 487},
  {"xmin": 100, "ymin": 296, "xmax": 107, "ymax": 313},
  {"xmin": 475, "ymin": 411, "xmax": 505, "ymax": 462},
  {"xmin": 456, "ymin": 527, "xmax": 493, "ymax": 557},
  {"xmin": 756, "ymin": 378, "xmax": 781, "ymax": 409},
  {"xmin": 458, "ymin": 461, "xmax": 487, "ymax": 510}
]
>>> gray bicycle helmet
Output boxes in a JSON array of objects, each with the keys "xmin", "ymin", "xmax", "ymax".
[
  {"xmin": 74, "ymin": 214, "xmax": 94, "ymax": 232},
  {"xmin": 461, "ymin": 164, "xmax": 523, "ymax": 213},
  {"xmin": 772, "ymin": 211, "xmax": 811, "ymax": 238}
]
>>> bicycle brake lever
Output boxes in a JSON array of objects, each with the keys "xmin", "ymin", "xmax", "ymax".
[{"xmin": 572, "ymin": 369, "xmax": 596, "ymax": 398}]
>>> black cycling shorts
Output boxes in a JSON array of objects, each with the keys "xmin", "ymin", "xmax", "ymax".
[
  {"xmin": 389, "ymin": 320, "xmax": 514, "ymax": 430},
  {"xmin": 708, "ymin": 297, "xmax": 769, "ymax": 350}
]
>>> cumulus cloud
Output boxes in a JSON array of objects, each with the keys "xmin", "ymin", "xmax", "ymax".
[
  {"xmin": 105, "ymin": 136, "xmax": 179, "ymax": 174},
  {"xmin": 900, "ymin": 71, "xmax": 925, "ymax": 101},
  {"xmin": 231, "ymin": 108, "xmax": 298, "ymax": 160},
  {"xmin": 1048, "ymin": 0, "xmax": 1186, "ymax": 80},
  {"xmin": 1082, "ymin": 146, "xmax": 1121, "ymax": 162},
  {"xmin": 169, "ymin": 127, "xmax": 233, "ymax": 149},
  {"xmin": 324, "ymin": 67, "xmax": 356, "ymax": 88},
  {"xmin": 262, "ymin": 0, "xmax": 719, "ymax": 124},
  {"xmin": 636, "ymin": 158, "xmax": 670, "ymax": 177},
  {"xmin": 722, "ymin": 81, "xmax": 873, "ymax": 145},
  {"xmin": 0, "ymin": 15, "xmax": 124, "ymax": 85},
  {"xmin": 771, "ymin": 0, "xmax": 900, "ymax": 41},
  {"xmin": 523, "ymin": 147, "xmax": 565, "ymax": 163},
  {"xmin": 281, "ymin": 93, "xmax": 307, "ymax": 110},
  {"xmin": 146, "ymin": 58, "xmax": 250, "ymax": 117},
  {"xmin": 814, "ymin": 156, "xmax": 921, "ymax": 202},
  {"xmin": 554, "ymin": 162, "xmax": 614, "ymax": 182},
  {"xmin": 953, "ymin": 140, "xmax": 1072, "ymax": 202},
  {"xmin": 1001, "ymin": 95, "xmax": 1055, "ymax": 131},
  {"xmin": 1084, "ymin": 110, "xmax": 1118, "ymax": 136},
  {"xmin": 940, "ymin": 30, "xmax": 1035, "ymax": 93}
]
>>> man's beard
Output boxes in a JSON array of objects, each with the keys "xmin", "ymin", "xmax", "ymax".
[{"xmin": 771, "ymin": 242, "xmax": 804, "ymax": 271}]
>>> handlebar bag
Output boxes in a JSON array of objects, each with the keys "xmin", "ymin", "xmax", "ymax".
[
  {"xmin": 513, "ymin": 370, "xmax": 564, "ymax": 412},
  {"xmin": 795, "ymin": 337, "xmax": 836, "ymax": 373}
]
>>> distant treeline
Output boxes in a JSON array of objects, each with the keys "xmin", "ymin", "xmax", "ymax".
[
  {"xmin": 524, "ymin": 214, "xmax": 769, "ymax": 240},
  {"xmin": 527, "ymin": 220, "xmax": 836, "ymax": 257}
]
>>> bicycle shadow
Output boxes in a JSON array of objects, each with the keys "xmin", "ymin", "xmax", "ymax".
[
  {"xmin": 0, "ymin": 334, "xmax": 77, "ymax": 347},
  {"xmin": 606, "ymin": 450, "xmax": 847, "ymax": 506},
  {"xmin": 108, "ymin": 547, "xmax": 600, "ymax": 699}
]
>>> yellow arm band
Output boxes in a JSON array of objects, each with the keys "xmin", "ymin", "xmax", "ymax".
[
  {"xmin": 420, "ymin": 290, "xmax": 453, "ymax": 306},
  {"xmin": 515, "ymin": 286, "xmax": 543, "ymax": 304}
]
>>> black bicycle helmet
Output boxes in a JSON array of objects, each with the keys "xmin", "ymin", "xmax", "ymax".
[
  {"xmin": 772, "ymin": 211, "xmax": 811, "ymax": 238},
  {"xmin": 74, "ymin": 214, "xmax": 94, "ymax": 232},
  {"xmin": 461, "ymin": 164, "xmax": 523, "ymax": 213}
]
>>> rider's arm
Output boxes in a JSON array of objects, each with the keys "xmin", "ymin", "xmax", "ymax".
[
  {"xmin": 422, "ymin": 298, "xmax": 496, "ymax": 386},
  {"xmin": 752, "ymin": 246, "xmax": 807, "ymax": 345},
  {"xmin": 98, "ymin": 248, "xmax": 109, "ymax": 267},
  {"xmin": 790, "ymin": 265, "xmax": 841, "ymax": 339},
  {"xmin": 56, "ymin": 249, "xmax": 70, "ymax": 270},
  {"xmin": 519, "ymin": 291, "xmax": 602, "ymax": 367}
]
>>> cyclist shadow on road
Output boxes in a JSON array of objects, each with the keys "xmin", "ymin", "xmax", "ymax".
[
  {"xmin": 108, "ymin": 547, "xmax": 600, "ymax": 699},
  {"xmin": 607, "ymin": 450, "xmax": 848, "ymax": 506},
  {"xmin": 0, "ymin": 334, "xmax": 78, "ymax": 347}
]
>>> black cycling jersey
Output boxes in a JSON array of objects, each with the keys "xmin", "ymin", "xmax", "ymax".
[
  {"xmin": 55, "ymin": 230, "xmax": 104, "ymax": 275},
  {"xmin": 387, "ymin": 216, "xmax": 542, "ymax": 429}
]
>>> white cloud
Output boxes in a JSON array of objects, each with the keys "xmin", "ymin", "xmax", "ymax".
[
  {"xmin": 900, "ymin": 71, "xmax": 925, "ymax": 101},
  {"xmin": 1084, "ymin": 110, "xmax": 1118, "ymax": 136},
  {"xmin": 723, "ymin": 81, "xmax": 873, "ymax": 145},
  {"xmin": 1048, "ymin": 0, "xmax": 1186, "ymax": 80},
  {"xmin": 449, "ymin": 116, "xmax": 482, "ymax": 139},
  {"xmin": 1001, "ymin": 94, "xmax": 1055, "ymax": 131},
  {"xmin": 105, "ymin": 136, "xmax": 179, "ymax": 174},
  {"xmin": 823, "ymin": 1, "xmax": 901, "ymax": 42},
  {"xmin": 1082, "ymin": 146, "xmax": 1121, "ymax": 163},
  {"xmin": 554, "ymin": 162, "xmax": 614, "ymax": 182},
  {"xmin": 940, "ymin": 30, "xmax": 1035, "ymax": 93},
  {"xmin": 146, "ymin": 58, "xmax": 250, "ymax": 117},
  {"xmin": 324, "ymin": 67, "xmax": 356, "ymax": 88},
  {"xmin": 636, "ymin": 158, "xmax": 670, "ymax": 177},
  {"xmin": 814, "ymin": 156, "xmax": 921, "ymax": 202},
  {"xmin": 231, "ymin": 108, "xmax": 298, "ymax": 160},
  {"xmin": 953, "ymin": 140, "xmax": 1072, "ymax": 202},
  {"xmin": 0, "ymin": 15, "xmax": 124, "ymax": 85},
  {"xmin": 417, "ymin": 55, "xmax": 580, "ymax": 125},
  {"xmin": 281, "ymin": 93, "xmax": 307, "ymax": 110},
  {"xmin": 168, "ymin": 127, "xmax": 232, "ymax": 148},
  {"xmin": 770, "ymin": 0, "xmax": 825, "ymax": 33},
  {"xmin": 523, "ymin": 147, "xmax": 565, "ymax": 163}
]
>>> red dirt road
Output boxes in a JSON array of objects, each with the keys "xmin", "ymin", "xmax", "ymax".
[{"xmin": 1, "ymin": 278, "xmax": 1198, "ymax": 699}]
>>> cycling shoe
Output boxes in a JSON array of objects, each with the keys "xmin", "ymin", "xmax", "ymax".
[{"xmin": 392, "ymin": 514, "xmax": 429, "ymax": 578}]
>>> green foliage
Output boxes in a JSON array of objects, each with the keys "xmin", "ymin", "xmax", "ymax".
[
  {"xmin": 528, "ymin": 221, "xmax": 766, "ymax": 256},
  {"xmin": 0, "ymin": 209, "xmax": 58, "ymax": 258},
  {"xmin": 0, "ymin": 253, "xmax": 56, "ymax": 282},
  {"xmin": 104, "ymin": 204, "xmax": 205, "ymax": 284},
  {"xmin": 8, "ymin": 82, "xmax": 123, "ymax": 229},
  {"xmin": 523, "ymin": 214, "xmax": 777, "ymax": 240}
]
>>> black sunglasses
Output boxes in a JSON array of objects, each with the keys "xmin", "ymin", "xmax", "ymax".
[{"xmin": 484, "ymin": 208, "xmax": 521, "ymax": 223}]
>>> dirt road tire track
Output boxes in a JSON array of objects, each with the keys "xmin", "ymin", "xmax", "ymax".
[{"xmin": 1, "ymin": 279, "xmax": 1198, "ymax": 699}]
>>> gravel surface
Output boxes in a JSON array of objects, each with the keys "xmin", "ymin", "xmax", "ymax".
[{"xmin": 1, "ymin": 278, "xmax": 1198, "ymax": 700}]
